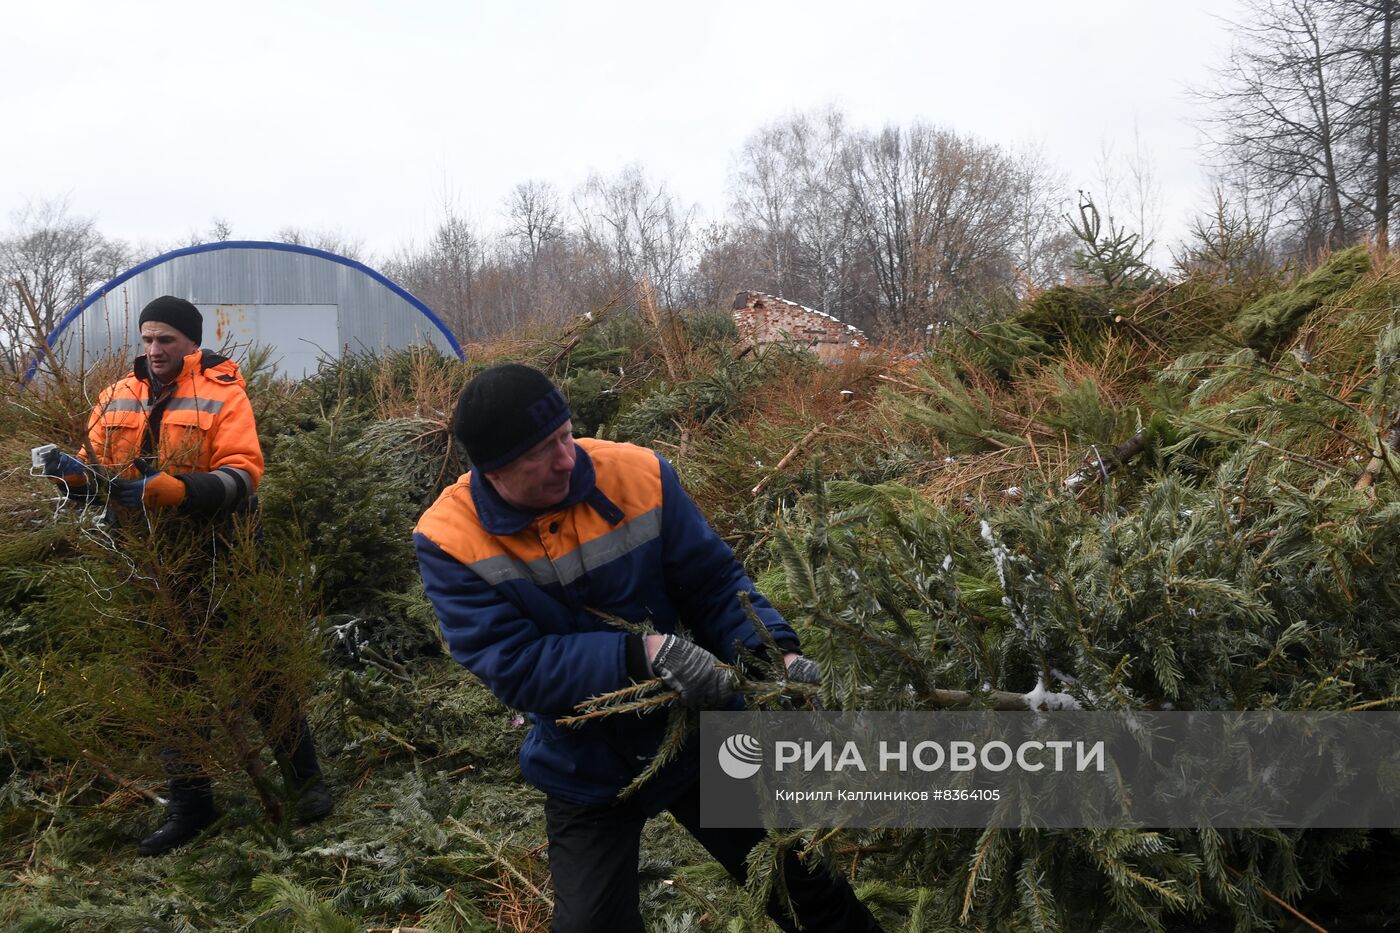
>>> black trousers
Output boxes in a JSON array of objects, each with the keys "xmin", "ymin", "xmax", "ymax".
[
  {"xmin": 159, "ymin": 711, "xmax": 321, "ymax": 801},
  {"xmin": 544, "ymin": 783, "xmax": 884, "ymax": 933}
]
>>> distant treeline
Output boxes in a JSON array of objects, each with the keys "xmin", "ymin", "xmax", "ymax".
[{"xmin": 4, "ymin": 0, "xmax": 1397, "ymax": 368}]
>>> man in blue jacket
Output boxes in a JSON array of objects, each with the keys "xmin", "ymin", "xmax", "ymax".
[{"xmin": 415, "ymin": 364, "xmax": 882, "ymax": 933}]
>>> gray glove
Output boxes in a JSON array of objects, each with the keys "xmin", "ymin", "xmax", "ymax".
[
  {"xmin": 785, "ymin": 655, "xmax": 821, "ymax": 686},
  {"xmin": 650, "ymin": 635, "xmax": 737, "ymax": 708}
]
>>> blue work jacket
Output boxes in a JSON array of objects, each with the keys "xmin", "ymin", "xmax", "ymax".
[{"xmin": 414, "ymin": 438, "xmax": 797, "ymax": 812}]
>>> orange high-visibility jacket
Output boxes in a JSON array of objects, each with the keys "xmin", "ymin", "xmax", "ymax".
[{"xmin": 83, "ymin": 348, "xmax": 264, "ymax": 513}]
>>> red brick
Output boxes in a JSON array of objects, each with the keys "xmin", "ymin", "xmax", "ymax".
[{"xmin": 732, "ymin": 291, "xmax": 867, "ymax": 363}]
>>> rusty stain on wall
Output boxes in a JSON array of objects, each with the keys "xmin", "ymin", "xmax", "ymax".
[{"xmin": 213, "ymin": 305, "xmax": 251, "ymax": 344}]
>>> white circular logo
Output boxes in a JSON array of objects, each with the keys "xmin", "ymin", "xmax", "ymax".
[{"xmin": 718, "ymin": 733, "xmax": 763, "ymax": 779}]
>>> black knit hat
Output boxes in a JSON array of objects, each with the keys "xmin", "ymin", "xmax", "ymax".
[
  {"xmin": 138, "ymin": 296, "xmax": 202, "ymax": 344},
  {"xmin": 453, "ymin": 364, "xmax": 572, "ymax": 472}
]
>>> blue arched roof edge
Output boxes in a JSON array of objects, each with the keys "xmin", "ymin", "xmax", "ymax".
[{"xmin": 24, "ymin": 239, "xmax": 465, "ymax": 381}]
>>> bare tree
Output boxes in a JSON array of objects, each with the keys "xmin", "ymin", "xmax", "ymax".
[
  {"xmin": 1200, "ymin": 0, "xmax": 1398, "ymax": 252},
  {"xmin": 171, "ymin": 218, "xmax": 235, "ymax": 250},
  {"xmin": 782, "ymin": 108, "xmax": 860, "ymax": 316},
  {"xmin": 731, "ymin": 118, "xmax": 801, "ymax": 297},
  {"xmin": 1093, "ymin": 123, "xmax": 1164, "ymax": 255},
  {"xmin": 845, "ymin": 123, "xmax": 1024, "ymax": 335},
  {"xmin": 730, "ymin": 111, "xmax": 1065, "ymax": 334},
  {"xmin": 729, "ymin": 107, "xmax": 860, "ymax": 316},
  {"xmin": 573, "ymin": 164, "xmax": 696, "ymax": 307},
  {"xmin": 205, "ymin": 218, "xmax": 233, "ymax": 243},
  {"xmin": 273, "ymin": 226, "xmax": 365, "ymax": 260},
  {"xmin": 469, "ymin": 241, "xmax": 585, "ymax": 337},
  {"xmin": 689, "ymin": 220, "xmax": 750, "ymax": 310},
  {"xmin": 1336, "ymin": 0, "xmax": 1398, "ymax": 250},
  {"xmin": 383, "ymin": 207, "xmax": 484, "ymax": 338},
  {"xmin": 504, "ymin": 180, "xmax": 563, "ymax": 261},
  {"xmin": 0, "ymin": 198, "xmax": 130, "ymax": 371},
  {"xmin": 1010, "ymin": 143, "xmax": 1075, "ymax": 292}
]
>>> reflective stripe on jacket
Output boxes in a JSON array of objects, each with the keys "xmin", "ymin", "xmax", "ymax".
[
  {"xmin": 414, "ymin": 437, "xmax": 797, "ymax": 812},
  {"xmin": 85, "ymin": 348, "xmax": 263, "ymax": 512}
]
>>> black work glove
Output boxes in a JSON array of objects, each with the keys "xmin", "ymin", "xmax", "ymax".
[
  {"xmin": 650, "ymin": 634, "xmax": 737, "ymax": 709},
  {"xmin": 43, "ymin": 451, "xmax": 88, "ymax": 479},
  {"xmin": 785, "ymin": 655, "xmax": 821, "ymax": 686},
  {"xmin": 40, "ymin": 450, "xmax": 94, "ymax": 488}
]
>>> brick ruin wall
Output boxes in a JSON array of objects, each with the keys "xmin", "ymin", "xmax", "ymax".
[{"xmin": 731, "ymin": 292, "xmax": 866, "ymax": 362}]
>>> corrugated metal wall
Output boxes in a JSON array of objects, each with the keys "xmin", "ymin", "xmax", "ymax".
[{"xmin": 56, "ymin": 242, "xmax": 461, "ymax": 376}]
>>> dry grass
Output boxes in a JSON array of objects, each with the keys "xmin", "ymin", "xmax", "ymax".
[
  {"xmin": 5, "ymin": 354, "xmax": 128, "ymax": 458},
  {"xmin": 447, "ymin": 821, "xmax": 553, "ymax": 933},
  {"xmin": 744, "ymin": 348, "xmax": 895, "ymax": 426},
  {"xmin": 474, "ymin": 855, "xmax": 552, "ymax": 933},
  {"xmin": 371, "ymin": 344, "xmax": 468, "ymax": 421},
  {"xmin": 920, "ymin": 444, "xmax": 1074, "ymax": 504}
]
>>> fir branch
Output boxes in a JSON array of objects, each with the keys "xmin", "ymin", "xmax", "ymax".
[
  {"xmin": 585, "ymin": 605, "xmax": 656, "ymax": 636},
  {"xmin": 617, "ymin": 703, "xmax": 689, "ymax": 800},
  {"xmin": 555, "ymin": 682, "xmax": 679, "ymax": 726},
  {"xmin": 659, "ymin": 878, "xmax": 723, "ymax": 925},
  {"xmin": 446, "ymin": 818, "xmax": 553, "ymax": 908},
  {"xmin": 1345, "ymin": 695, "xmax": 1400, "ymax": 711},
  {"xmin": 1224, "ymin": 864, "xmax": 1329, "ymax": 933},
  {"xmin": 250, "ymin": 874, "xmax": 358, "ymax": 933},
  {"xmin": 1017, "ymin": 858, "xmax": 1060, "ymax": 932},
  {"xmin": 751, "ymin": 422, "xmax": 828, "ymax": 496},
  {"xmin": 960, "ymin": 827, "xmax": 1001, "ymax": 922},
  {"xmin": 1354, "ymin": 407, "xmax": 1400, "ymax": 491}
]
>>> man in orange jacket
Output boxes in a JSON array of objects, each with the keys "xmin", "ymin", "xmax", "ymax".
[{"xmin": 42, "ymin": 295, "xmax": 333, "ymax": 855}]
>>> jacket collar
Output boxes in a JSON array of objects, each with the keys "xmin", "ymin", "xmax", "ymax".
[
  {"xmin": 470, "ymin": 443, "xmax": 625, "ymax": 536},
  {"xmin": 133, "ymin": 348, "xmax": 231, "ymax": 387}
]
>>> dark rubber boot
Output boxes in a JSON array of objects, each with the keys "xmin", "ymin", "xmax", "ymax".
[
  {"xmin": 295, "ymin": 779, "xmax": 334, "ymax": 823},
  {"xmin": 281, "ymin": 717, "xmax": 334, "ymax": 823},
  {"xmin": 137, "ymin": 776, "xmax": 217, "ymax": 856}
]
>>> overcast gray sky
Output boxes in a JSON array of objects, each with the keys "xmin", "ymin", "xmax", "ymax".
[{"xmin": 4, "ymin": 0, "xmax": 1243, "ymax": 263}]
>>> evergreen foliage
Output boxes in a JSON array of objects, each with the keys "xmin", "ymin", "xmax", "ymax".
[
  {"xmin": 1012, "ymin": 286, "xmax": 1115, "ymax": 351},
  {"xmin": 8, "ymin": 251, "xmax": 1400, "ymax": 930},
  {"xmin": 948, "ymin": 320, "xmax": 1054, "ymax": 381},
  {"xmin": 1, "ymin": 509, "xmax": 322, "ymax": 820},
  {"xmin": 887, "ymin": 363, "xmax": 1028, "ymax": 455},
  {"xmin": 612, "ymin": 344, "xmax": 820, "ymax": 446},
  {"xmin": 1235, "ymin": 246, "xmax": 1373, "ymax": 355},
  {"xmin": 557, "ymin": 366, "xmax": 622, "ymax": 437},
  {"xmin": 1065, "ymin": 194, "xmax": 1162, "ymax": 292},
  {"xmin": 258, "ymin": 407, "xmax": 419, "ymax": 613}
]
